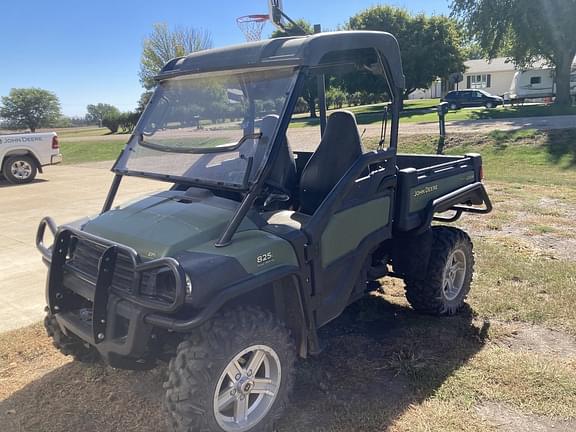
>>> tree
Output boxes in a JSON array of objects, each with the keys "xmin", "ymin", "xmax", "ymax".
[
  {"xmin": 271, "ymin": 20, "xmax": 319, "ymax": 117},
  {"xmin": 348, "ymin": 6, "xmax": 466, "ymax": 98},
  {"xmin": 451, "ymin": 0, "xmax": 576, "ymax": 106},
  {"xmin": 139, "ymin": 23, "xmax": 213, "ymax": 90},
  {"xmin": 86, "ymin": 103, "xmax": 120, "ymax": 128},
  {"xmin": 118, "ymin": 111, "xmax": 139, "ymax": 133},
  {"xmin": 136, "ymin": 91, "xmax": 153, "ymax": 114},
  {"xmin": 0, "ymin": 88, "xmax": 62, "ymax": 132}
]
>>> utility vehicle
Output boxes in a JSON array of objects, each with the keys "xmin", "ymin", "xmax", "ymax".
[
  {"xmin": 1, "ymin": 131, "xmax": 61, "ymax": 184},
  {"xmin": 36, "ymin": 30, "xmax": 491, "ymax": 432}
]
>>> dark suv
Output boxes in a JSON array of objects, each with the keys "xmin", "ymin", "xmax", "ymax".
[{"xmin": 442, "ymin": 89, "xmax": 503, "ymax": 110}]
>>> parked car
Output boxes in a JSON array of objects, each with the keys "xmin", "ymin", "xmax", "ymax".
[
  {"xmin": 0, "ymin": 131, "xmax": 62, "ymax": 184},
  {"xmin": 442, "ymin": 89, "xmax": 504, "ymax": 110}
]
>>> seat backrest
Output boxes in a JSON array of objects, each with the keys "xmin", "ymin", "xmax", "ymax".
[
  {"xmin": 299, "ymin": 111, "xmax": 364, "ymax": 215},
  {"xmin": 253, "ymin": 114, "xmax": 297, "ymax": 194}
]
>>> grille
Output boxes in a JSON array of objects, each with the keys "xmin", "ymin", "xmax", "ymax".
[{"xmin": 68, "ymin": 237, "xmax": 138, "ymax": 293}]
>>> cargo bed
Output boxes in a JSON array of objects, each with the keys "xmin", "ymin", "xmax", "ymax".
[{"xmin": 395, "ymin": 153, "xmax": 490, "ymax": 232}]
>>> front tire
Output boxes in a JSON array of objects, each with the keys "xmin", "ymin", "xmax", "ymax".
[
  {"xmin": 485, "ymin": 101, "xmax": 494, "ymax": 109},
  {"xmin": 164, "ymin": 307, "xmax": 296, "ymax": 432},
  {"xmin": 405, "ymin": 226, "xmax": 474, "ymax": 316},
  {"xmin": 449, "ymin": 102, "xmax": 459, "ymax": 110},
  {"xmin": 3, "ymin": 155, "xmax": 38, "ymax": 184},
  {"xmin": 44, "ymin": 312, "xmax": 100, "ymax": 362}
]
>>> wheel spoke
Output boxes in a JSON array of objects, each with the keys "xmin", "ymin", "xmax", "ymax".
[
  {"xmin": 445, "ymin": 278, "xmax": 453, "ymax": 293},
  {"xmin": 217, "ymin": 388, "xmax": 236, "ymax": 410},
  {"xmin": 225, "ymin": 360, "xmax": 244, "ymax": 380},
  {"xmin": 246, "ymin": 349, "xmax": 266, "ymax": 375},
  {"xmin": 234, "ymin": 396, "xmax": 249, "ymax": 423},
  {"xmin": 251, "ymin": 378, "xmax": 277, "ymax": 396}
]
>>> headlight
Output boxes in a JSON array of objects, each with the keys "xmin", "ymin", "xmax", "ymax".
[{"xmin": 139, "ymin": 270, "xmax": 191, "ymax": 302}]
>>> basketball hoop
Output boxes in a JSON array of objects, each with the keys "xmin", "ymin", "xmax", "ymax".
[{"xmin": 237, "ymin": 14, "xmax": 269, "ymax": 42}]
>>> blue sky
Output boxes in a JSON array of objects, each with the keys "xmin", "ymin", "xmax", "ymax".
[{"xmin": 0, "ymin": 0, "xmax": 449, "ymax": 117}]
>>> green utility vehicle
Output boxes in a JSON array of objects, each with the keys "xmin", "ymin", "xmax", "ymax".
[{"xmin": 36, "ymin": 31, "xmax": 491, "ymax": 432}]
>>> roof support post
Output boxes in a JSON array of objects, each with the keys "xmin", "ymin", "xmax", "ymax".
[{"xmin": 314, "ymin": 24, "xmax": 327, "ymax": 136}]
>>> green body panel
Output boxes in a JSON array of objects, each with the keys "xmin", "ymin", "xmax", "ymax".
[
  {"xmin": 409, "ymin": 171, "xmax": 475, "ymax": 213},
  {"xmin": 190, "ymin": 230, "xmax": 298, "ymax": 274},
  {"xmin": 84, "ymin": 193, "xmax": 255, "ymax": 259},
  {"xmin": 320, "ymin": 196, "xmax": 391, "ymax": 268}
]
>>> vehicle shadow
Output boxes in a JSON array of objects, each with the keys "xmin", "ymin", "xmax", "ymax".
[
  {"xmin": 278, "ymin": 294, "xmax": 489, "ymax": 431},
  {"xmin": 0, "ymin": 178, "xmax": 48, "ymax": 188},
  {"xmin": 0, "ymin": 295, "xmax": 488, "ymax": 432}
]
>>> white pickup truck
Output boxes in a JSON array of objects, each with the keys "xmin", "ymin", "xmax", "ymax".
[{"xmin": 0, "ymin": 132, "xmax": 62, "ymax": 184}]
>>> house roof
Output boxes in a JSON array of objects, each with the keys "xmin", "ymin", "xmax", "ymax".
[{"xmin": 464, "ymin": 57, "xmax": 549, "ymax": 74}]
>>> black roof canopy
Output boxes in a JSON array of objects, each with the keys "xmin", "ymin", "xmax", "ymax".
[{"xmin": 156, "ymin": 31, "xmax": 405, "ymax": 91}]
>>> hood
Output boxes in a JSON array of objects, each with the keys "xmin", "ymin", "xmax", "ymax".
[{"xmin": 82, "ymin": 191, "xmax": 257, "ymax": 259}]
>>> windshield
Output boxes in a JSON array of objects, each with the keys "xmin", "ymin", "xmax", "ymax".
[{"xmin": 115, "ymin": 67, "xmax": 298, "ymax": 189}]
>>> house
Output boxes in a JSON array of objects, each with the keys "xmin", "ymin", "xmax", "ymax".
[{"xmin": 409, "ymin": 57, "xmax": 548, "ymax": 99}]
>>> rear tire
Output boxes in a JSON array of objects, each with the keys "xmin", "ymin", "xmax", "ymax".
[
  {"xmin": 3, "ymin": 155, "xmax": 38, "ymax": 184},
  {"xmin": 44, "ymin": 312, "xmax": 100, "ymax": 362},
  {"xmin": 164, "ymin": 307, "xmax": 296, "ymax": 432},
  {"xmin": 404, "ymin": 226, "xmax": 474, "ymax": 316}
]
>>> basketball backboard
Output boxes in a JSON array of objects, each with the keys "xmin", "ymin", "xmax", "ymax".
[{"xmin": 268, "ymin": 0, "xmax": 286, "ymax": 30}]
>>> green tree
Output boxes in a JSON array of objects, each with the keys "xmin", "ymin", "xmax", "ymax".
[
  {"xmin": 139, "ymin": 23, "xmax": 213, "ymax": 90},
  {"xmin": 136, "ymin": 91, "xmax": 154, "ymax": 114},
  {"xmin": 451, "ymin": 0, "xmax": 576, "ymax": 106},
  {"xmin": 271, "ymin": 20, "xmax": 319, "ymax": 117},
  {"xmin": 348, "ymin": 6, "xmax": 466, "ymax": 98},
  {"xmin": 0, "ymin": 88, "xmax": 62, "ymax": 132},
  {"xmin": 86, "ymin": 103, "xmax": 120, "ymax": 128},
  {"xmin": 118, "ymin": 111, "xmax": 140, "ymax": 133}
]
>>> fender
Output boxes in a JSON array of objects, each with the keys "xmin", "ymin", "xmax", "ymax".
[{"xmin": 1, "ymin": 145, "xmax": 45, "ymax": 172}]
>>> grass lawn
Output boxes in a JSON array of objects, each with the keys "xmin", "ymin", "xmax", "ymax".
[
  {"xmin": 1, "ymin": 129, "xmax": 575, "ymax": 431},
  {"xmin": 60, "ymin": 139, "xmax": 126, "ymax": 164},
  {"xmin": 290, "ymin": 100, "xmax": 576, "ymax": 127}
]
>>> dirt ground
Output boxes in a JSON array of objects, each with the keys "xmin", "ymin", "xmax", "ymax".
[
  {"xmin": 1, "ymin": 292, "xmax": 575, "ymax": 432},
  {"xmin": 2, "ymin": 131, "xmax": 576, "ymax": 431}
]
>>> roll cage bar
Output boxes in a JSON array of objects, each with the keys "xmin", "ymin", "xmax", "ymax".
[{"xmin": 102, "ymin": 31, "xmax": 406, "ymax": 247}]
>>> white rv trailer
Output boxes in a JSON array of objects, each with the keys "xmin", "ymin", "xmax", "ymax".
[{"xmin": 509, "ymin": 60, "xmax": 576, "ymax": 101}]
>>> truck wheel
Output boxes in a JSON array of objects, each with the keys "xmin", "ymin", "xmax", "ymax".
[
  {"xmin": 404, "ymin": 226, "xmax": 474, "ymax": 316},
  {"xmin": 3, "ymin": 155, "xmax": 38, "ymax": 184},
  {"xmin": 44, "ymin": 312, "xmax": 100, "ymax": 362},
  {"xmin": 164, "ymin": 307, "xmax": 296, "ymax": 432}
]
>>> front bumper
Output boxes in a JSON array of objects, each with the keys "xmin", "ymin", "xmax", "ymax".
[{"xmin": 36, "ymin": 217, "xmax": 187, "ymax": 366}]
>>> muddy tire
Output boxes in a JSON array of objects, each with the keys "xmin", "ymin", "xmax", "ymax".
[
  {"xmin": 164, "ymin": 307, "xmax": 296, "ymax": 432},
  {"xmin": 3, "ymin": 155, "xmax": 38, "ymax": 184},
  {"xmin": 405, "ymin": 226, "xmax": 474, "ymax": 316},
  {"xmin": 44, "ymin": 312, "xmax": 100, "ymax": 362}
]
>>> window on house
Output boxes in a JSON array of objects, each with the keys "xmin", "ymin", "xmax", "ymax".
[
  {"xmin": 469, "ymin": 74, "xmax": 491, "ymax": 89},
  {"xmin": 530, "ymin": 76, "xmax": 542, "ymax": 85}
]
